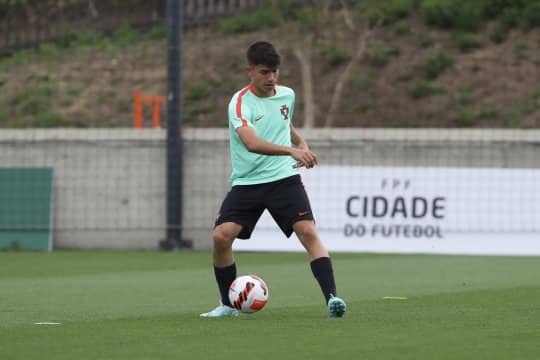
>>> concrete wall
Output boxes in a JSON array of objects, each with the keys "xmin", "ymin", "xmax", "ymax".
[{"xmin": 1, "ymin": 128, "xmax": 539, "ymax": 250}]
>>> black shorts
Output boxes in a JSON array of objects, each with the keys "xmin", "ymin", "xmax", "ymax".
[{"xmin": 215, "ymin": 174, "xmax": 314, "ymax": 239}]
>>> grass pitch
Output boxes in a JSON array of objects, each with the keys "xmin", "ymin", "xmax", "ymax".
[{"xmin": 1, "ymin": 251, "xmax": 538, "ymax": 359}]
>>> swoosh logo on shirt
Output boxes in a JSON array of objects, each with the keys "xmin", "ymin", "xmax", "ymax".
[{"xmin": 254, "ymin": 115, "xmax": 265, "ymax": 122}]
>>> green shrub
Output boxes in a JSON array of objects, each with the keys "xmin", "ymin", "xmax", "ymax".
[
  {"xmin": 500, "ymin": 6, "xmax": 521, "ymax": 28},
  {"xmin": 505, "ymin": 111, "xmax": 521, "ymax": 127},
  {"xmin": 219, "ymin": 4, "xmax": 278, "ymax": 34},
  {"xmin": 368, "ymin": 11, "xmax": 382, "ymax": 28},
  {"xmin": 34, "ymin": 113, "xmax": 70, "ymax": 127},
  {"xmin": 316, "ymin": 45, "xmax": 350, "ymax": 67},
  {"xmin": 72, "ymin": 31, "xmax": 105, "ymax": 47},
  {"xmin": 64, "ymin": 23, "xmax": 145, "ymax": 49},
  {"xmin": 483, "ymin": 0, "xmax": 517, "ymax": 18},
  {"xmin": 11, "ymin": 83, "xmax": 58, "ymax": 116},
  {"xmin": 358, "ymin": 0, "xmax": 417, "ymax": 27},
  {"xmin": 186, "ymin": 81, "xmax": 210, "ymax": 101},
  {"xmin": 147, "ymin": 22, "xmax": 166, "ymax": 40},
  {"xmin": 476, "ymin": 107, "xmax": 499, "ymax": 119},
  {"xmin": 456, "ymin": 1, "xmax": 488, "ymax": 31},
  {"xmin": 490, "ymin": 22, "xmax": 509, "ymax": 43},
  {"xmin": 420, "ymin": 0, "xmax": 485, "ymax": 31},
  {"xmin": 14, "ymin": 95, "xmax": 49, "ymax": 115},
  {"xmin": 453, "ymin": 85, "xmax": 499, "ymax": 126},
  {"xmin": 458, "ymin": 85, "xmax": 473, "ymax": 107},
  {"xmin": 456, "ymin": 107, "xmax": 498, "ymax": 126},
  {"xmin": 410, "ymin": 81, "xmax": 445, "ymax": 99},
  {"xmin": 455, "ymin": 108, "xmax": 477, "ymax": 126},
  {"xmin": 219, "ymin": 14, "xmax": 277, "ymax": 34},
  {"xmin": 488, "ymin": 6, "xmax": 522, "ymax": 43},
  {"xmin": 37, "ymin": 43, "xmax": 61, "ymax": 57},
  {"xmin": 111, "ymin": 23, "xmax": 140, "ymax": 46},
  {"xmin": 452, "ymin": 32, "xmax": 482, "ymax": 52},
  {"xmin": 420, "ymin": 0, "xmax": 539, "ymax": 31},
  {"xmin": 394, "ymin": 21, "xmax": 411, "ymax": 35},
  {"xmin": 420, "ymin": 0, "xmax": 460, "ymax": 28},
  {"xmin": 523, "ymin": 2, "xmax": 540, "ymax": 29},
  {"xmin": 380, "ymin": 0, "xmax": 418, "ymax": 25},
  {"xmin": 365, "ymin": 42, "xmax": 401, "ymax": 68},
  {"xmin": 422, "ymin": 50, "xmax": 453, "ymax": 79},
  {"xmin": 296, "ymin": 7, "xmax": 316, "ymax": 32}
]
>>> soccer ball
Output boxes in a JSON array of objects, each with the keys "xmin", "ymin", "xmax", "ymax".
[{"xmin": 228, "ymin": 275, "xmax": 269, "ymax": 313}]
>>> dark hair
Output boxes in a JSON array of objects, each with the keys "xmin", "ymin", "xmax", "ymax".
[{"xmin": 246, "ymin": 41, "xmax": 280, "ymax": 68}]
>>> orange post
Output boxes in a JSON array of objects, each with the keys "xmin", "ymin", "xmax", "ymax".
[
  {"xmin": 133, "ymin": 91, "xmax": 165, "ymax": 129},
  {"xmin": 151, "ymin": 96, "xmax": 166, "ymax": 128},
  {"xmin": 133, "ymin": 91, "xmax": 144, "ymax": 129}
]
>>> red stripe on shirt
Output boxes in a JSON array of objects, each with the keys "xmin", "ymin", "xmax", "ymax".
[{"xmin": 235, "ymin": 86, "xmax": 251, "ymax": 126}]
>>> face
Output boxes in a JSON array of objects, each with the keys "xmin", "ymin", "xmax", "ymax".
[{"xmin": 247, "ymin": 64, "xmax": 279, "ymax": 97}]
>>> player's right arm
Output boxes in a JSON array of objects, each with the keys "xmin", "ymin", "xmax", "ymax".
[{"xmin": 236, "ymin": 126, "xmax": 317, "ymax": 168}]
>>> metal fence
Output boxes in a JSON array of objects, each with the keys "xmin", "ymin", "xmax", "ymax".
[{"xmin": 0, "ymin": 0, "xmax": 261, "ymax": 52}]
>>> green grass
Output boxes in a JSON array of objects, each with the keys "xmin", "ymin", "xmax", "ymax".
[{"xmin": 1, "ymin": 252, "xmax": 539, "ymax": 359}]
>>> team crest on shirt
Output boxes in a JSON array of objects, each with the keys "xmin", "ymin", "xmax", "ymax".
[{"xmin": 280, "ymin": 105, "xmax": 289, "ymax": 120}]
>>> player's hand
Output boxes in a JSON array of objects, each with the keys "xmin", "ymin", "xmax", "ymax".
[{"xmin": 291, "ymin": 148, "xmax": 318, "ymax": 169}]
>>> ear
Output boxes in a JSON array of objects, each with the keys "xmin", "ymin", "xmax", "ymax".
[{"xmin": 245, "ymin": 66, "xmax": 253, "ymax": 76}]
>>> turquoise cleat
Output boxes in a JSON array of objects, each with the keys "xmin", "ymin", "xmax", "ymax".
[
  {"xmin": 200, "ymin": 302, "xmax": 239, "ymax": 318},
  {"xmin": 327, "ymin": 296, "xmax": 347, "ymax": 318}
]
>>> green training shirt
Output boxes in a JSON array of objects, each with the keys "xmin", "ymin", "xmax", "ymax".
[{"xmin": 228, "ymin": 84, "xmax": 298, "ymax": 186}]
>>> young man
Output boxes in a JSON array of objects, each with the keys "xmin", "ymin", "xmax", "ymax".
[{"xmin": 200, "ymin": 41, "xmax": 346, "ymax": 318}]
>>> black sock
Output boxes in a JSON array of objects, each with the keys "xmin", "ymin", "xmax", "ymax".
[
  {"xmin": 214, "ymin": 263, "xmax": 237, "ymax": 307},
  {"xmin": 310, "ymin": 257, "xmax": 337, "ymax": 303}
]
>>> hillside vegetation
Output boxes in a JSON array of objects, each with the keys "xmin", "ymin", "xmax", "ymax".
[{"xmin": 0, "ymin": 0, "xmax": 539, "ymax": 128}]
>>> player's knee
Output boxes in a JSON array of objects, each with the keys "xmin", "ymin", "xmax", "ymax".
[
  {"xmin": 294, "ymin": 222, "xmax": 318, "ymax": 243},
  {"xmin": 212, "ymin": 228, "xmax": 235, "ymax": 249}
]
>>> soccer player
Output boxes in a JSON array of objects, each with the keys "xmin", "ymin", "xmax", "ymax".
[{"xmin": 200, "ymin": 41, "xmax": 346, "ymax": 318}]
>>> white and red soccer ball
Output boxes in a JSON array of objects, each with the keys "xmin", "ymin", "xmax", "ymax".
[{"xmin": 228, "ymin": 275, "xmax": 269, "ymax": 313}]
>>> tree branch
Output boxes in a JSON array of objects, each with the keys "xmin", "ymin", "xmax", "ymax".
[
  {"xmin": 293, "ymin": 46, "xmax": 316, "ymax": 128},
  {"xmin": 324, "ymin": 27, "xmax": 371, "ymax": 128}
]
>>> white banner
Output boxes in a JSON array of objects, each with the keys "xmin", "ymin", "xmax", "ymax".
[{"xmin": 233, "ymin": 166, "xmax": 540, "ymax": 255}]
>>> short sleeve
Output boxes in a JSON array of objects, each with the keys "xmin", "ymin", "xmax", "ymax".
[{"xmin": 228, "ymin": 95, "xmax": 253, "ymax": 129}]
